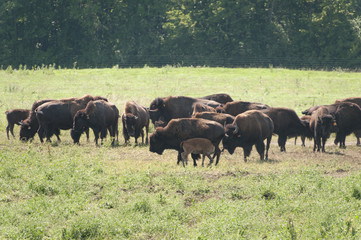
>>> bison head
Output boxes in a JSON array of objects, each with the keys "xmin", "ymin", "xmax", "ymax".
[
  {"xmin": 19, "ymin": 120, "xmax": 37, "ymax": 141},
  {"xmin": 154, "ymin": 120, "xmax": 167, "ymax": 128},
  {"xmin": 122, "ymin": 113, "xmax": 138, "ymax": 137},
  {"xmin": 71, "ymin": 111, "xmax": 89, "ymax": 143},
  {"xmin": 149, "ymin": 130, "xmax": 166, "ymax": 154},
  {"xmin": 222, "ymin": 124, "xmax": 242, "ymax": 154},
  {"xmin": 319, "ymin": 115, "xmax": 335, "ymax": 137}
]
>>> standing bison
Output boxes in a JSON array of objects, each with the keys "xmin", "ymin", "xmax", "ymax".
[
  {"xmin": 149, "ymin": 118, "xmax": 225, "ymax": 166},
  {"xmin": 71, "ymin": 100, "xmax": 119, "ymax": 145},
  {"xmin": 148, "ymin": 96, "xmax": 222, "ymax": 126},
  {"xmin": 192, "ymin": 112, "xmax": 235, "ymax": 126},
  {"xmin": 310, "ymin": 107, "xmax": 335, "ymax": 152},
  {"xmin": 261, "ymin": 107, "xmax": 309, "ymax": 152},
  {"xmin": 5, "ymin": 109, "xmax": 30, "ymax": 139},
  {"xmin": 122, "ymin": 101, "xmax": 149, "ymax": 144},
  {"xmin": 216, "ymin": 100, "xmax": 269, "ymax": 116},
  {"xmin": 199, "ymin": 93, "xmax": 233, "ymax": 104},
  {"xmin": 223, "ymin": 110, "xmax": 274, "ymax": 161}
]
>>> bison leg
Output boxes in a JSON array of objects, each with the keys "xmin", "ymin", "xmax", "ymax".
[
  {"xmin": 191, "ymin": 154, "xmax": 199, "ymax": 167},
  {"xmin": 321, "ymin": 137, "xmax": 327, "ymax": 152},
  {"xmin": 6, "ymin": 123, "xmax": 15, "ymax": 139},
  {"xmin": 214, "ymin": 146, "xmax": 221, "ymax": 165},
  {"xmin": 180, "ymin": 152, "xmax": 188, "ymax": 167},
  {"xmin": 278, "ymin": 135, "xmax": 287, "ymax": 152},
  {"xmin": 100, "ymin": 128, "xmax": 107, "ymax": 144},
  {"xmin": 85, "ymin": 128, "xmax": 90, "ymax": 142},
  {"xmin": 255, "ymin": 141, "xmax": 265, "ymax": 161},
  {"xmin": 243, "ymin": 145, "xmax": 252, "ymax": 162},
  {"xmin": 92, "ymin": 129, "xmax": 100, "ymax": 145},
  {"xmin": 140, "ymin": 129, "xmax": 144, "ymax": 144},
  {"xmin": 265, "ymin": 135, "xmax": 272, "ymax": 160},
  {"xmin": 145, "ymin": 125, "xmax": 149, "ymax": 145},
  {"xmin": 357, "ymin": 136, "xmax": 360, "ymax": 146},
  {"xmin": 206, "ymin": 154, "xmax": 214, "ymax": 167},
  {"xmin": 301, "ymin": 135, "xmax": 306, "ymax": 147},
  {"xmin": 37, "ymin": 126, "xmax": 45, "ymax": 143}
]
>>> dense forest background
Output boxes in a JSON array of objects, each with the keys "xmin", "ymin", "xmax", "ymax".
[{"xmin": 1, "ymin": 0, "xmax": 361, "ymax": 69}]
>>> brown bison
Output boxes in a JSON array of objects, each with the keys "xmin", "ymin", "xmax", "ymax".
[
  {"xmin": 192, "ymin": 102, "xmax": 217, "ymax": 116},
  {"xmin": 294, "ymin": 115, "xmax": 313, "ymax": 147},
  {"xmin": 149, "ymin": 118, "xmax": 225, "ymax": 166},
  {"xmin": 180, "ymin": 138, "xmax": 215, "ymax": 167},
  {"xmin": 20, "ymin": 99, "xmax": 59, "ymax": 141},
  {"xmin": 310, "ymin": 106, "xmax": 335, "ymax": 152},
  {"xmin": 261, "ymin": 107, "xmax": 309, "ymax": 152},
  {"xmin": 122, "ymin": 101, "xmax": 149, "ymax": 144},
  {"xmin": 216, "ymin": 100, "xmax": 269, "ymax": 116},
  {"xmin": 335, "ymin": 97, "xmax": 361, "ymax": 145},
  {"xmin": 192, "ymin": 112, "xmax": 235, "ymax": 126},
  {"xmin": 199, "ymin": 93, "xmax": 233, "ymax": 104},
  {"xmin": 5, "ymin": 109, "xmax": 30, "ymax": 139},
  {"xmin": 333, "ymin": 102, "xmax": 361, "ymax": 148},
  {"xmin": 148, "ymin": 96, "xmax": 222, "ymax": 126},
  {"xmin": 20, "ymin": 95, "xmax": 106, "ymax": 141},
  {"xmin": 71, "ymin": 100, "xmax": 119, "ymax": 145},
  {"xmin": 223, "ymin": 110, "xmax": 274, "ymax": 161}
]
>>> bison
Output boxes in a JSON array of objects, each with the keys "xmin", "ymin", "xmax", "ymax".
[
  {"xmin": 180, "ymin": 138, "xmax": 215, "ymax": 167},
  {"xmin": 294, "ymin": 115, "xmax": 313, "ymax": 147},
  {"xmin": 122, "ymin": 101, "xmax": 149, "ymax": 144},
  {"xmin": 148, "ymin": 96, "xmax": 222, "ymax": 126},
  {"xmin": 192, "ymin": 103, "xmax": 216, "ymax": 116},
  {"xmin": 192, "ymin": 111, "xmax": 235, "ymax": 126},
  {"xmin": 223, "ymin": 110, "xmax": 273, "ymax": 161},
  {"xmin": 310, "ymin": 106, "xmax": 335, "ymax": 152},
  {"xmin": 216, "ymin": 100, "xmax": 269, "ymax": 116},
  {"xmin": 335, "ymin": 97, "xmax": 361, "ymax": 145},
  {"xmin": 20, "ymin": 99, "xmax": 59, "ymax": 141},
  {"xmin": 20, "ymin": 95, "xmax": 106, "ymax": 142},
  {"xmin": 149, "ymin": 118, "xmax": 225, "ymax": 166},
  {"xmin": 199, "ymin": 93, "xmax": 233, "ymax": 104},
  {"xmin": 5, "ymin": 109, "xmax": 30, "ymax": 139},
  {"xmin": 261, "ymin": 107, "xmax": 309, "ymax": 152},
  {"xmin": 333, "ymin": 102, "xmax": 361, "ymax": 148},
  {"xmin": 71, "ymin": 100, "xmax": 119, "ymax": 145}
]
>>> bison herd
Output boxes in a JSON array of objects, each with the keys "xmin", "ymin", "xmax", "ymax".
[{"xmin": 5, "ymin": 93, "xmax": 361, "ymax": 167}]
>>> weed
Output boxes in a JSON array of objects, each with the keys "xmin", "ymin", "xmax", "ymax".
[
  {"xmin": 352, "ymin": 186, "xmax": 361, "ymax": 200},
  {"xmin": 262, "ymin": 189, "xmax": 276, "ymax": 200}
]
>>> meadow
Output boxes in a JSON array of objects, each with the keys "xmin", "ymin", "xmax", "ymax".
[{"xmin": 1, "ymin": 66, "xmax": 361, "ymax": 239}]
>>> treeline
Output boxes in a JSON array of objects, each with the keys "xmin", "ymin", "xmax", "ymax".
[{"xmin": 1, "ymin": 0, "xmax": 361, "ymax": 69}]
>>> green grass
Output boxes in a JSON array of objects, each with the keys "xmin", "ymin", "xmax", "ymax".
[{"xmin": 1, "ymin": 67, "xmax": 361, "ymax": 239}]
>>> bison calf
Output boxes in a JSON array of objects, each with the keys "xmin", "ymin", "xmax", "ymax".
[
  {"xmin": 5, "ymin": 109, "xmax": 30, "ymax": 139},
  {"xmin": 180, "ymin": 138, "xmax": 215, "ymax": 167}
]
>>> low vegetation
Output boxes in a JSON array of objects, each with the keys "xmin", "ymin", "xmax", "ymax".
[{"xmin": 1, "ymin": 67, "xmax": 361, "ymax": 239}]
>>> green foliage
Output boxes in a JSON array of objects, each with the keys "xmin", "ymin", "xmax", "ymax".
[{"xmin": 1, "ymin": 0, "xmax": 361, "ymax": 68}]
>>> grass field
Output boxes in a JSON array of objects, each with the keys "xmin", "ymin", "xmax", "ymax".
[{"xmin": 1, "ymin": 67, "xmax": 361, "ymax": 239}]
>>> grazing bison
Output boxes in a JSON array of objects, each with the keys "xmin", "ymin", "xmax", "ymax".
[
  {"xmin": 71, "ymin": 100, "xmax": 119, "ymax": 145},
  {"xmin": 192, "ymin": 112, "xmax": 235, "ymax": 126},
  {"xmin": 20, "ymin": 99, "xmax": 59, "ymax": 141},
  {"xmin": 180, "ymin": 138, "xmax": 215, "ymax": 167},
  {"xmin": 216, "ymin": 100, "xmax": 269, "ymax": 116},
  {"xmin": 5, "ymin": 109, "xmax": 30, "ymax": 139},
  {"xmin": 122, "ymin": 101, "xmax": 149, "ymax": 144},
  {"xmin": 148, "ymin": 96, "xmax": 222, "ymax": 125},
  {"xmin": 261, "ymin": 107, "xmax": 309, "ymax": 152},
  {"xmin": 199, "ymin": 93, "xmax": 233, "ymax": 104},
  {"xmin": 223, "ymin": 110, "xmax": 274, "ymax": 161},
  {"xmin": 20, "ymin": 95, "xmax": 105, "ymax": 141},
  {"xmin": 149, "ymin": 118, "xmax": 225, "ymax": 166},
  {"xmin": 333, "ymin": 102, "xmax": 361, "ymax": 148},
  {"xmin": 335, "ymin": 97, "xmax": 361, "ymax": 145},
  {"xmin": 310, "ymin": 107, "xmax": 335, "ymax": 152}
]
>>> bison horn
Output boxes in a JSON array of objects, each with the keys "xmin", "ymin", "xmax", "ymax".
[
  {"xmin": 233, "ymin": 124, "xmax": 239, "ymax": 134},
  {"xmin": 19, "ymin": 120, "xmax": 24, "ymax": 126}
]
